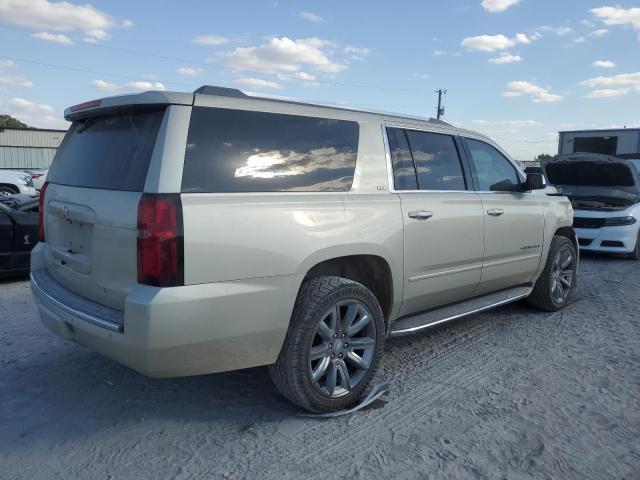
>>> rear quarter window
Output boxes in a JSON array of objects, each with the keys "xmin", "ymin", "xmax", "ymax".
[
  {"xmin": 47, "ymin": 108, "xmax": 165, "ymax": 191},
  {"xmin": 181, "ymin": 107, "xmax": 359, "ymax": 193}
]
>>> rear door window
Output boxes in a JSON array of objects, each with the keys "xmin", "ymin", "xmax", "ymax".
[
  {"xmin": 181, "ymin": 107, "xmax": 359, "ymax": 193},
  {"xmin": 386, "ymin": 127, "xmax": 418, "ymax": 190},
  {"xmin": 405, "ymin": 130, "xmax": 467, "ymax": 191},
  {"xmin": 47, "ymin": 108, "xmax": 165, "ymax": 191}
]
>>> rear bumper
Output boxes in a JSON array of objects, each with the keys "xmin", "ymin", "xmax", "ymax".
[
  {"xmin": 575, "ymin": 225, "xmax": 639, "ymax": 253},
  {"xmin": 30, "ymin": 251, "xmax": 300, "ymax": 377}
]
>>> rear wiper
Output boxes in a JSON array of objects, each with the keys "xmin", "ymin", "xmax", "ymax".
[{"xmin": 77, "ymin": 115, "xmax": 107, "ymax": 133}]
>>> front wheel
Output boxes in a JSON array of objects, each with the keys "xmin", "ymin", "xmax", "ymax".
[
  {"xmin": 628, "ymin": 231, "xmax": 640, "ymax": 260},
  {"xmin": 527, "ymin": 235, "xmax": 578, "ymax": 312},
  {"xmin": 0, "ymin": 186, "xmax": 17, "ymax": 197},
  {"xmin": 269, "ymin": 276, "xmax": 385, "ymax": 413}
]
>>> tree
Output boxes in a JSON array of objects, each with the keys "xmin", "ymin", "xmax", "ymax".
[
  {"xmin": 0, "ymin": 114, "xmax": 29, "ymax": 129},
  {"xmin": 535, "ymin": 153, "xmax": 554, "ymax": 162}
]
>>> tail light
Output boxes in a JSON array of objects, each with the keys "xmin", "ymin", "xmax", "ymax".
[
  {"xmin": 31, "ymin": 173, "xmax": 44, "ymax": 180},
  {"xmin": 137, "ymin": 193, "xmax": 184, "ymax": 287},
  {"xmin": 38, "ymin": 182, "xmax": 49, "ymax": 242}
]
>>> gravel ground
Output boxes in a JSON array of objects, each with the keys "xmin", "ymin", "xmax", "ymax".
[{"xmin": 1, "ymin": 255, "xmax": 639, "ymax": 480}]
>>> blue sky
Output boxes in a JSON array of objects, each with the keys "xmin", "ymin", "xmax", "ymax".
[{"xmin": 0, "ymin": 0, "xmax": 639, "ymax": 159}]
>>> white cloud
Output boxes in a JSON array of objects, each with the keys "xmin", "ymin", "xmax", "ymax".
[
  {"xmin": 177, "ymin": 66, "xmax": 202, "ymax": 76},
  {"xmin": 481, "ymin": 0, "xmax": 520, "ymax": 13},
  {"xmin": 433, "ymin": 49, "xmax": 447, "ymax": 56},
  {"xmin": 489, "ymin": 53, "xmax": 522, "ymax": 64},
  {"xmin": 125, "ymin": 81, "xmax": 166, "ymax": 91},
  {"xmin": 586, "ymin": 88, "xmax": 629, "ymax": 98},
  {"xmin": 537, "ymin": 26, "xmax": 572, "ymax": 36},
  {"xmin": 300, "ymin": 11, "xmax": 322, "ymax": 22},
  {"xmin": 580, "ymin": 72, "xmax": 640, "ymax": 96},
  {"xmin": 0, "ymin": 58, "xmax": 32, "ymax": 86},
  {"xmin": 235, "ymin": 77, "xmax": 282, "ymax": 89},
  {"xmin": 0, "ymin": 0, "xmax": 131, "ymax": 42},
  {"xmin": 592, "ymin": 60, "xmax": 616, "ymax": 68},
  {"xmin": 590, "ymin": 6, "xmax": 640, "ymax": 31},
  {"xmin": 192, "ymin": 34, "xmax": 229, "ymax": 45},
  {"xmin": 223, "ymin": 37, "xmax": 345, "ymax": 74},
  {"xmin": 461, "ymin": 33, "xmax": 531, "ymax": 52},
  {"xmin": 0, "ymin": 72, "xmax": 33, "ymax": 87},
  {"xmin": 589, "ymin": 28, "xmax": 609, "ymax": 38},
  {"xmin": 503, "ymin": 81, "xmax": 563, "ymax": 102},
  {"xmin": 343, "ymin": 45, "xmax": 370, "ymax": 60},
  {"xmin": 32, "ymin": 31, "xmax": 72, "ymax": 44},
  {"xmin": 3, "ymin": 97, "xmax": 68, "ymax": 128},
  {"xmin": 574, "ymin": 36, "xmax": 586, "ymax": 44},
  {"xmin": 473, "ymin": 119, "xmax": 542, "ymax": 128},
  {"xmin": 278, "ymin": 71, "xmax": 317, "ymax": 82},
  {"xmin": 91, "ymin": 79, "xmax": 117, "ymax": 91}
]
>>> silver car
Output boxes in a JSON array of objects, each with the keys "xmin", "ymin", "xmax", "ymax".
[{"xmin": 31, "ymin": 86, "xmax": 578, "ymax": 412}]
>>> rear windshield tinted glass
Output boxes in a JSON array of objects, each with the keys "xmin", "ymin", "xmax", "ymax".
[
  {"xmin": 47, "ymin": 108, "xmax": 165, "ymax": 191},
  {"xmin": 181, "ymin": 107, "xmax": 359, "ymax": 193}
]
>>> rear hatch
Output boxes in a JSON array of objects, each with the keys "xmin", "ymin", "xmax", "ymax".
[
  {"xmin": 543, "ymin": 153, "xmax": 640, "ymax": 211},
  {"xmin": 42, "ymin": 107, "xmax": 166, "ymax": 310}
]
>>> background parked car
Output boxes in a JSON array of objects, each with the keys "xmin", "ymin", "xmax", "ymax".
[
  {"xmin": 29, "ymin": 169, "xmax": 48, "ymax": 191},
  {"xmin": 0, "ymin": 193, "xmax": 39, "ymax": 276},
  {"xmin": 0, "ymin": 170, "xmax": 37, "ymax": 196}
]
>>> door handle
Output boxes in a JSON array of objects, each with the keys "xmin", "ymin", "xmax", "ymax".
[
  {"xmin": 487, "ymin": 208, "xmax": 504, "ymax": 217},
  {"xmin": 408, "ymin": 210, "xmax": 433, "ymax": 220}
]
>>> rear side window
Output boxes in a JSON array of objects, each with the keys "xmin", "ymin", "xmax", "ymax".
[
  {"xmin": 47, "ymin": 108, "xmax": 165, "ymax": 191},
  {"xmin": 406, "ymin": 130, "xmax": 466, "ymax": 191},
  {"xmin": 181, "ymin": 107, "xmax": 359, "ymax": 192},
  {"xmin": 386, "ymin": 127, "xmax": 418, "ymax": 190}
]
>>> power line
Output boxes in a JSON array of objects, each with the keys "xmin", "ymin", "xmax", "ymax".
[{"xmin": 0, "ymin": 24, "xmax": 424, "ymax": 94}]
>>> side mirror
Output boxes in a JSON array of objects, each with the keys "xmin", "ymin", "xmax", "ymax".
[{"xmin": 523, "ymin": 173, "xmax": 545, "ymax": 191}]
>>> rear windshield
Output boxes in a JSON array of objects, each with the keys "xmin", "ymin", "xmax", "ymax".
[
  {"xmin": 47, "ymin": 108, "xmax": 165, "ymax": 191},
  {"xmin": 181, "ymin": 107, "xmax": 359, "ymax": 193}
]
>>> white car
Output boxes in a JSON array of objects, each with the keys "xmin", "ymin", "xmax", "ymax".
[
  {"xmin": 543, "ymin": 153, "xmax": 640, "ymax": 259},
  {"xmin": 30, "ymin": 169, "xmax": 48, "ymax": 191},
  {"xmin": 0, "ymin": 170, "xmax": 37, "ymax": 196}
]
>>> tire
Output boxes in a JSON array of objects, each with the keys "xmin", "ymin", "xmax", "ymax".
[
  {"xmin": 628, "ymin": 231, "xmax": 640, "ymax": 260},
  {"xmin": 269, "ymin": 276, "xmax": 385, "ymax": 413},
  {"xmin": 0, "ymin": 186, "xmax": 17, "ymax": 197},
  {"xmin": 527, "ymin": 235, "xmax": 578, "ymax": 312}
]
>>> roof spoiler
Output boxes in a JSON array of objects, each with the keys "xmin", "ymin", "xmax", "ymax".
[{"xmin": 193, "ymin": 86, "xmax": 248, "ymax": 98}]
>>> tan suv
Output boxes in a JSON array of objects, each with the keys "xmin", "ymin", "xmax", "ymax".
[{"xmin": 31, "ymin": 86, "xmax": 578, "ymax": 412}]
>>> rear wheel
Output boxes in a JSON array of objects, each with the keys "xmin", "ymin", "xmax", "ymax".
[
  {"xmin": 0, "ymin": 186, "xmax": 17, "ymax": 197},
  {"xmin": 527, "ymin": 235, "xmax": 577, "ymax": 312},
  {"xmin": 269, "ymin": 276, "xmax": 385, "ymax": 412}
]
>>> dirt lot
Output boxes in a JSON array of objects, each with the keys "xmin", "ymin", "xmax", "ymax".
[{"xmin": 1, "ymin": 254, "xmax": 639, "ymax": 479}]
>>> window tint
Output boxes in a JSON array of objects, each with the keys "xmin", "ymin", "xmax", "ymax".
[
  {"xmin": 47, "ymin": 108, "xmax": 165, "ymax": 191},
  {"xmin": 386, "ymin": 127, "xmax": 417, "ymax": 190},
  {"xmin": 464, "ymin": 138, "xmax": 521, "ymax": 192},
  {"xmin": 406, "ymin": 130, "xmax": 466, "ymax": 191},
  {"xmin": 181, "ymin": 107, "xmax": 359, "ymax": 193}
]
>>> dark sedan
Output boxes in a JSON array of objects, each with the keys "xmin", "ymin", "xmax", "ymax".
[{"xmin": 0, "ymin": 194, "xmax": 39, "ymax": 277}]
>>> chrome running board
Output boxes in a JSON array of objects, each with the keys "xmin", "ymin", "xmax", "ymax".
[{"xmin": 389, "ymin": 285, "xmax": 533, "ymax": 337}]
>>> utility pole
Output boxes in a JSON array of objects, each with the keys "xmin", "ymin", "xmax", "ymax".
[{"xmin": 435, "ymin": 89, "xmax": 447, "ymax": 120}]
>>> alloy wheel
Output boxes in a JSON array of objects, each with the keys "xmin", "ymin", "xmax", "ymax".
[
  {"xmin": 308, "ymin": 300, "xmax": 377, "ymax": 398},
  {"xmin": 550, "ymin": 245, "xmax": 575, "ymax": 304}
]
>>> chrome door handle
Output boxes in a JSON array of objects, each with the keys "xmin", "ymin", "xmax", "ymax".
[
  {"xmin": 408, "ymin": 210, "xmax": 433, "ymax": 220},
  {"xmin": 487, "ymin": 208, "xmax": 504, "ymax": 217}
]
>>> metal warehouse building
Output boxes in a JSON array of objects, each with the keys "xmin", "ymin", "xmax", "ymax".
[
  {"xmin": 0, "ymin": 127, "xmax": 67, "ymax": 170},
  {"xmin": 558, "ymin": 128, "xmax": 640, "ymax": 157}
]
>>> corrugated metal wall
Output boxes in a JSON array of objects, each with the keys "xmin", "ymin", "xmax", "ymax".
[{"xmin": 0, "ymin": 128, "xmax": 66, "ymax": 169}]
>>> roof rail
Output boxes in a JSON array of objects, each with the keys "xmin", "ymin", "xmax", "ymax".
[{"xmin": 193, "ymin": 85, "xmax": 248, "ymax": 97}]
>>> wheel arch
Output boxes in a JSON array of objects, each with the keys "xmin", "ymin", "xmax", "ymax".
[{"xmin": 300, "ymin": 253, "xmax": 397, "ymax": 323}]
